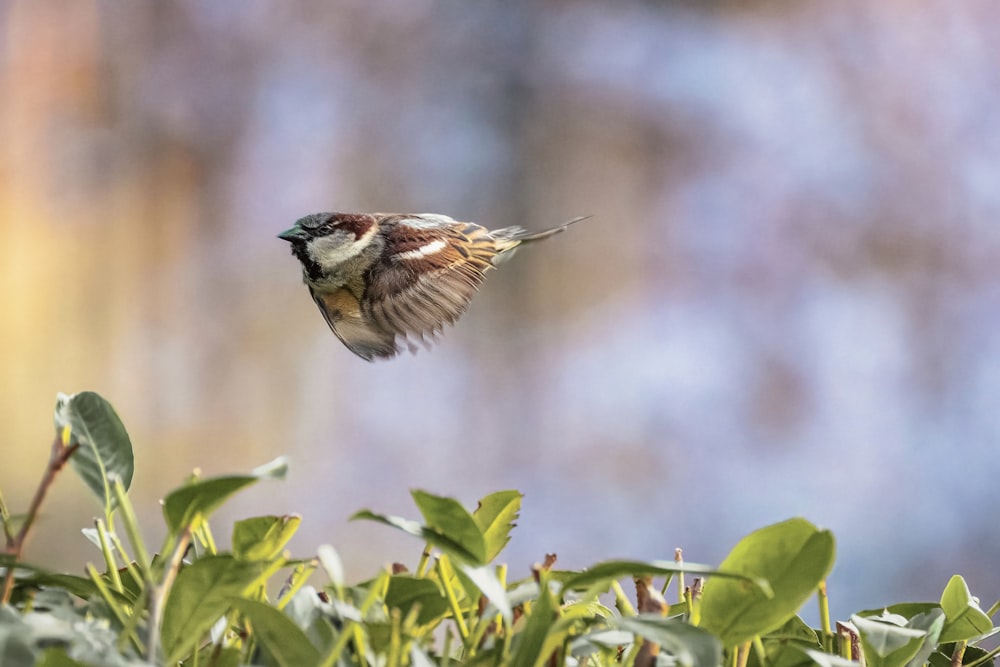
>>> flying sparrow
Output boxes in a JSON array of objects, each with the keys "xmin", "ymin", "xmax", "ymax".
[{"xmin": 278, "ymin": 212, "xmax": 591, "ymax": 361}]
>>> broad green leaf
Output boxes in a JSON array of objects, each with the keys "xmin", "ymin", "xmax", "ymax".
[
  {"xmin": 752, "ymin": 617, "xmax": 822, "ymax": 667},
  {"xmin": 618, "ymin": 615, "xmax": 724, "ymax": 667},
  {"xmin": 939, "ymin": 575, "xmax": 992, "ymax": 642},
  {"xmin": 473, "ymin": 490, "xmax": 522, "ymax": 562},
  {"xmin": 852, "ymin": 614, "xmax": 926, "ymax": 667},
  {"xmin": 0, "ymin": 555, "xmax": 128, "ymax": 604},
  {"xmin": 699, "ymin": 518, "xmax": 835, "ymax": 647},
  {"xmin": 232, "ymin": 598, "xmax": 321, "ymax": 667},
  {"xmin": 903, "ymin": 609, "xmax": 945, "ymax": 667},
  {"xmin": 161, "ymin": 555, "xmax": 264, "ymax": 664},
  {"xmin": 162, "ymin": 459, "xmax": 285, "ymax": 535},
  {"xmin": 856, "ymin": 603, "xmax": 939, "ymax": 621},
  {"xmin": 54, "ymin": 391, "xmax": 134, "ymax": 516},
  {"xmin": 509, "ymin": 579, "xmax": 558, "ymax": 667},
  {"xmin": 384, "ymin": 575, "xmax": 450, "ymax": 625},
  {"xmin": 561, "ymin": 559, "xmax": 770, "ymax": 594},
  {"xmin": 412, "ymin": 490, "xmax": 487, "ymax": 565},
  {"xmin": 232, "ymin": 515, "xmax": 301, "ymax": 561},
  {"xmin": 351, "ymin": 509, "xmax": 482, "ymax": 564}
]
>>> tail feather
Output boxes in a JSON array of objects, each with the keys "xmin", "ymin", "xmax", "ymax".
[{"xmin": 492, "ymin": 215, "xmax": 593, "ymax": 253}]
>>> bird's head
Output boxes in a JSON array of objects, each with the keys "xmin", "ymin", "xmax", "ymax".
[{"xmin": 278, "ymin": 212, "xmax": 380, "ymax": 281}]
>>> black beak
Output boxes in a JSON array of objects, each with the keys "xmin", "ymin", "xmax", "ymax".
[{"xmin": 278, "ymin": 225, "xmax": 308, "ymax": 242}]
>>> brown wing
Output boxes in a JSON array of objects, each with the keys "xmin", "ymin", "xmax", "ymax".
[
  {"xmin": 363, "ymin": 218, "xmax": 501, "ymax": 343},
  {"xmin": 310, "ymin": 286, "xmax": 398, "ymax": 361}
]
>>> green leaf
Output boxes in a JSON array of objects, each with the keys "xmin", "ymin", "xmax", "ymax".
[
  {"xmin": 699, "ymin": 518, "xmax": 836, "ymax": 647},
  {"xmin": 161, "ymin": 555, "xmax": 264, "ymax": 664},
  {"xmin": 0, "ymin": 555, "xmax": 130, "ymax": 604},
  {"xmin": 856, "ymin": 603, "xmax": 940, "ymax": 621},
  {"xmin": 904, "ymin": 609, "xmax": 945, "ymax": 667},
  {"xmin": 752, "ymin": 617, "xmax": 822, "ymax": 667},
  {"xmin": 384, "ymin": 575, "xmax": 450, "ymax": 625},
  {"xmin": 54, "ymin": 391, "xmax": 134, "ymax": 516},
  {"xmin": 473, "ymin": 490, "xmax": 522, "ymax": 562},
  {"xmin": 460, "ymin": 564, "xmax": 513, "ymax": 623},
  {"xmin": 802, "ymin": 648, "xmax": 861, "ymax": 667},
  {"xmin": 412, "ymin": 490, "xmax": 487, "ymax": 565},
  {"xmin": 939, "ymin": 575, "xmax": 993, "ymax": 642},
  {"xmin": 162, "ymin": 459, "xmax": 286, "ymax": 534},
  {"xmin": 36, "ymin": 649, "xmax": 90, "ymax": 667},
  {"xmin": 232, "ymin": 515, "xmax": 301, "ymax": 561},
  {"xmin": 350, "ymin": 510, "xmax": 482, "ymax": 564},
  {"xmin": 232, "ymin": 598, "xmax": 321, "ymax": 667},
  {"xmin": 852, "ymin": 614, "xmax": 926, "ymax": 667},
  {"xmin": 509, "ymin": 579, "xmax": 558, "ymax": 667},
  {"xmin": 560, "ymin": 558, "xmax": 770, "ymax": 594},
  {"xmin": 617, "ymin": 615, "xmax": 724, "ymax": 667}
]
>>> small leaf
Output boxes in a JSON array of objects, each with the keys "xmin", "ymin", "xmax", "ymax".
[
  {"xmin": 802, "ymin": 648, "xmax": 861, "ymax": 667},
  {"xmin": 473, "ymin": 490, "xmax": 522, "ymax": 562},
  {"xmin": 460, "ymin": 564, "xmax": 513, "ymax": 623},
  {"xmin": 904, "ymin": 609, "xmax": 945, "ymax": 667},
  {"xmin": 164, "ymin": 475, "xmax": 264, "ymax": 535},
  {"xmin": 852, "ymin": 614, "xmax": 926, "ymax": 667},
  {"xmin": 508, "ymin": 578, "xmax": 558, "ymax": 667},
  {"xmin": 232, "ymin": 515, "xmax": 301, "ymax": 561},
  {"xmin": 384, "ymin": 575, "xmax": 451, "ymax": 625},
  {"xmin": 412, "ymin": 490, "xmax": 487, "ymax": 565},
  {"xmin": 161, "ymin": 555, "xmax": 264, "ymax": 664},
  {"xmin": 54, "ymin": 391, "xmax": 134, "ymax": 515},
  {"xmin": 617, "ymin": 615, "xmax": 724, "ymax": 667},
  {"xmin": 232, "ymin": 598, "xmax": 321, "ymax": 667},
  {"xmin": 561, "ymin": 559, "xmax": 770, "ymax": 594},
  {"xmin": 939, "ymin": 575, "xmax": 993, "ymax": 642},
  {"xmin": 351, "ymin": 509, "xmax": 482, "ymax": 564},
  {"xmin": 699, "ymin": 518, "xmax": 835, "ymax": 647},
  {"xmin": 317, "ymin": 544, "xmax": 344, "ymax": 592}
]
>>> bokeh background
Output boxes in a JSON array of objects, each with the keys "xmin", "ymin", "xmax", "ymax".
[{"xmin": 3, "ymin": 1, "xmax": 999, "ymax": 619}]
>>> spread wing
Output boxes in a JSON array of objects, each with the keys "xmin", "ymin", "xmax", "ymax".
[
  {"xmin": 310, "ymin": 286, "xmax": 399, "ymax": 361},
  {"xmin": 362, "ymin": 217, "xmax": 502, "ymax": 344}
]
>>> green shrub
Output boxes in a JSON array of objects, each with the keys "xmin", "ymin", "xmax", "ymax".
[{"xmin": 0, "ymin": 392, "xmax": 996, "ymax": 667}]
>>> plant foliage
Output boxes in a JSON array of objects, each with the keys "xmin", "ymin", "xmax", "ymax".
[{"xmin": 1, "ymin": 391, "xmax": 997, "ymax": 667}]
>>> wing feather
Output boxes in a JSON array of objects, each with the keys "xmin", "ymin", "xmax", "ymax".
[
  {"xmin": 310, "ymin": 286, "xmax": 398, "ymax": 361},
  {"xmin": 363, "ymin": 218, "xmax": 501, "ymax": 343}
]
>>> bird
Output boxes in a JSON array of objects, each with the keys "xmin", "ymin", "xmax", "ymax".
[{"xmin": 278, "ymin": 212, "xmax": 591, "ymax": 361}]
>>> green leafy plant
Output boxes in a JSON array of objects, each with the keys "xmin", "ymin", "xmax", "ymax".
[{"xmin": 1, "ymin": 391, "xmax": 998, "ymax": 667}]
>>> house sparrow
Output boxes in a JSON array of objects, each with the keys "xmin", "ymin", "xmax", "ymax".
[{"xmin": 278, "ymin": 212, "xmax": 591, "ymax": 361}]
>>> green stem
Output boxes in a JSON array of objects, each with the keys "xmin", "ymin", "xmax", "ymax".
[
  {"xmin": 87, "ymin": 562, "xmax": 144, "ymax": 654},
  {"xmin": 437, "ymin": 556, "xmax": 470, "ymax": 641},
  {"xmin": 113, "ymin": 477, "xmax": 152, "ymax": 578},
  {"xmin": 95, "ymin": 518, "xmax": 124, "ymax": 593},
  {"xmin": 818, "ymin": 581, "xmax": 833, "ymax": 652}
]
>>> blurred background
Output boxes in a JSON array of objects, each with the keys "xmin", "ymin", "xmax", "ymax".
[{"xmin": 2, "ymin": 0, "xmax": 999, "ymax": 619}]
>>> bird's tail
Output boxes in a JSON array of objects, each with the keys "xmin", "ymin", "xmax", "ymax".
[{"xmin": 492, "ymin": 215, "xmax": 593, "ymax": 252}]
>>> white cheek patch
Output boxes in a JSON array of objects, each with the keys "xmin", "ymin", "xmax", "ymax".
[
  {"xmin": 394, "ymin": 239, "xmax": 447, "ymax": 261},
  {"xmin": 309, "ymin": 227, "xmax": 377, "ymax": 272}
]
